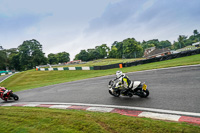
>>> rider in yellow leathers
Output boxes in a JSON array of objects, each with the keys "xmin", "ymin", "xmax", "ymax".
[{"xmin": 115, "ymin": 71, "xmax": 133, "ymax": 96}]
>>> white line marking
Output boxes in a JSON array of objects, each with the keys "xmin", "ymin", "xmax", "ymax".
[
  {"xmin": 23, "ymin": 103, "xmax": 41, "ymax": 107},
  {"xmin": 49, "ymin": 105, "xmax": 71, "ymax": 109},
  {"xmin": 12, "ymin": 102, "xmax": 200, "ymax": 117},
  {"xmin": 138, "ymin": 112, "xmax": 181, "ymax": 121},
  {"xmin": 0, "ymin": 103, "xmax": 16, "ymax": 106},
  {"xmin": 87, "ymin": 107, "xmax": 114, "ymax": 112}
]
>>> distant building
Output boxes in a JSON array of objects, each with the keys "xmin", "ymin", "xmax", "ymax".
[
  {"xmin": 143, "ymin": 47, "xmax": 156, "ymax": 57},
  {"xmin": 143, "ymin": 47, "xmax": 171, "ymax": 58},
  {"xmin": 176, "ymin": 46, "xmax": 197, "ymax": 52},
  {"xmin": 65, "ymin": 60, "xmax": 82, "ymax": 64},
  {"xmin": 170, "ymin": 50, "xmax": 179, "ymax": 54},
  {"xmin": 192, "ymin": 42, "xmax": 200, "ymax": 47}
]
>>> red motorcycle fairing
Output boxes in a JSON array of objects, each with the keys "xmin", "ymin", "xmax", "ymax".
[
  {"xmin": 3, "ymin": 90, "xmax": 12, "ymax": 101},
  {"xmin": 0, "ymin": 87, "xmax": 7, "ymax": 99}
]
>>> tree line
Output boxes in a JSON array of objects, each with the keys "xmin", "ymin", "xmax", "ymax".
[
  {"xmin": 75, "ymin": 29, "xmax": 200, "ymax": 61},
  {"xmin": 0, "ymin": 39, "xmax": 70, "ymax": 71},
  {"xmin": 0, "ymin": 29, "xmax": 199, "ymax": 71}
]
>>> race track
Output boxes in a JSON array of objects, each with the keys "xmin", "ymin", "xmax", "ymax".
[{"xmin": 4, "ymin": 65, "xmax": 200, "ymax": 113}]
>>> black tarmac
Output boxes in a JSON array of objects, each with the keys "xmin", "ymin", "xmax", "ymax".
[{"xmin": 3, "ymin": 65, "xmax": 200, "ymax": 113}]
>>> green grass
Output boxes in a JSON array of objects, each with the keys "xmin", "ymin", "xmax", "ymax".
[
  {"xmin": 1, "ymin": 54, "xmax": 200, "ymax": 92},
  {"xmin": 49, "ymin": 58, "xmax": 144, "ymax": 68},
  {"xmin": 0, "ymin": 107, "xmax": 199, "ymax": 133},
  {"xmin": 0, "ymin": 55, "xmax": 200, "ymax": 132}
]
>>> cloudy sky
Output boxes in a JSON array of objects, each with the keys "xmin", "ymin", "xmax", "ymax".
[{"xmin": 1, "ymin": 0, "xmax": 200, "ymax": 60}]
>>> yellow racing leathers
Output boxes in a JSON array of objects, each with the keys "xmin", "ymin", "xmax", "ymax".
[{"xmin": 116, "ymin": 75, "xmax": 133, "ymax": 90}]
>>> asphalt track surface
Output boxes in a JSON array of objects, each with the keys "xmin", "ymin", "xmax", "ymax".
[
  {"xmin": 2, "ymin": 65, "xmax": 200, "ymax": 113},
  {"xmin": 0, "ymin": 74, "xmax": 12, "ymax": 83}
]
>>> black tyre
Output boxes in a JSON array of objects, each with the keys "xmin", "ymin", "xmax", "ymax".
[
  {"xmin": 109, "ymin": 90, "xmax": 120, "ymax": 97},
  {"xmin": 11, "ymin": 93, "xmax": 19, "ymax": 101},
  {"xmin": 140, "ymin": 89, "xmax": 149, "ymax": 98}
]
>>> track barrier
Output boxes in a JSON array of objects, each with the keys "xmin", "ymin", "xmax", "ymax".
[
  {"xmin": 36, "ymin": 48, "xmax": 200, "ymax": 71},
  {"xmin": 37, "ymin": 67, "xmax": 94, "ymax": 71},
  {"xmin": 93, "ymin": 48, "xmax": 200, "ymax": 70}
]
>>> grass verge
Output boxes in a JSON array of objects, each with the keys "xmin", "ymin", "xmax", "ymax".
[
  {"xmin": 0, "ymin": 107, "xmax": 199, "ymax": 133},
  {"xmin": 0, "ymin": 54, "xmax": 200, "ymax": 92},
  {"xmin": 58, "ymin": 58, "xmax": 144, "ymax": 67}
]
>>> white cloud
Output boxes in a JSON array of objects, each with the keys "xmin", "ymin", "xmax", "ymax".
[
  {"xmin": 0, "ymin": 0, "xmax": 200, "ymax": 60},
  {"xmin": 85, "ymin": 0, "xmax": 200, "ymax": 42}
]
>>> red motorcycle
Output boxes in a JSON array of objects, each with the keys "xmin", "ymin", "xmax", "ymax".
[{"xmin": 0, "ymin": 87, "xmax": 19, "ymax": 101}]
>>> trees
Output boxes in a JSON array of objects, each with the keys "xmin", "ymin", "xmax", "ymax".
[
  {"xmin": 114, "ymin": 41, "xmax": 123, "ymax": 58},
  {"xmin": 6, "ymin": 48, "xmax": 19, "ymax": 70},
  {"xmin": 2, "ymin": 29, "xmax": 200, "ymax": 70},
  {"xmin": 159, "ymin": 40, "xmax": 172, "ymax": 49},
  {"xmin": 122, "ymin": 38, "xmax": 143, "ymax": 58},
  {"xmin": 48, "ymin": 52, "xmax": 70, "ymax": 64},
  {"xmin": 0, "ymin": 47, "xmax": 16, "ymax": 70},
  {"xmin": 141, "ymin": 39, "xmax": 171, "ymax": 49},
  {"xmin": 48, "ymin": 53, "xmax": 58, "ymax": 65},
  {"xmin": 75, "ymin": 50, "xmax": 90, "ymax": 61},
  {"xmin": 143, "ymin": 39, "xmax": 160, "ymax": 49},
  {"xmin": 177, "ymin": 35, "xmax": 188, "ymax": 49},
  {"xmin": 193, "ymin": 29, "xmax": 199, "ymax": 36},
  {"xmin": 75, "ymin": 38, "xmax": 144, "ymax": 60},
  {"xmin": 108, "ymin": 46, "xmax": 118, "ymax": 58},
  {"xmin": 57, "ymin": 52, "xmax": 70, "ymax": 63},
  {"xmin": 171, "ymin": 30, "xmax": 200, "ymax": 50},
  {"xmin": 10, "ymin": 53, "xmax": 21, "ymax": 71},
  {"xmin": 75, "ymin": 44, "xmax": 110, "ymax": 61},
  {"xmin": 108, "ymin": 38, "xmax": 143, "ymax": 59},
  {"xmin": 95, "ymin": 44, "xmax": 110, "ymax": 59},
  {"xmin": 18, "ymin": 39, "xmax": 47, "ymax": 70},
  {"xmin": 0, "ymin": 40, "xmax": 49, "ymax": 71},
  {"xmin": 0, "ymin": 49, "xmax": 7, "ymax": 70},
  {"xmin": 1, "ymin": 39, "xmax": 71, "ymax": 70},
  {"xmin": 141, "ymin": 40, "xmax": 155, "ymax": 50},
  {"xmin": 191, "ymin": 29, "xmax": 200, "ymax": 42},
  {"xmin": 87, "ymin": 49, "xmax": 100, "ymax": 60}
]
